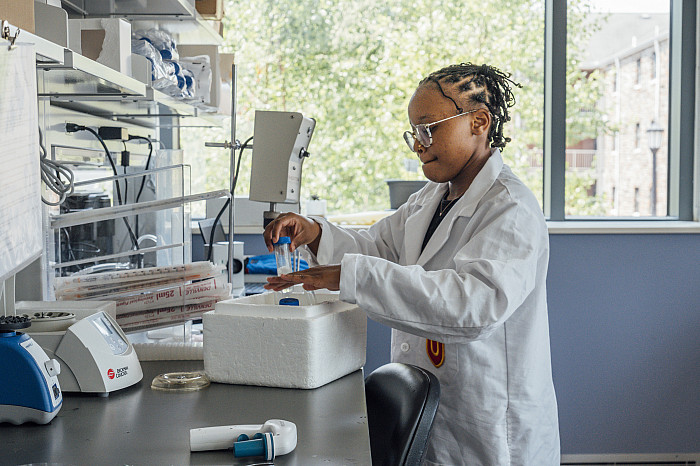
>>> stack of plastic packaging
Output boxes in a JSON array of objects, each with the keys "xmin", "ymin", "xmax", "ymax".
[
  {"xmin": 54, "ymin": 262, "xmax": 231, "ymax": 333},
  {"xmin": 131, "ymin": 29, "xmax": 212, "ymax": 106},
  {"xmin": 131, "ymin": 36, "xmax": 177, "ymax": 91},
  {"xmin": 179, "ymin": 54, "xmax": 213, "ymax": 108}
]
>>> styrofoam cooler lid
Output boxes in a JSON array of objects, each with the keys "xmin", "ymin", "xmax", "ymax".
[{"xmin": 214, "ymin": 292, "xmax": 354, "ymax": 318}]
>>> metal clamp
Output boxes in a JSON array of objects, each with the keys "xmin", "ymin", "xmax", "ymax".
[
  {"xmin": 205, "ymin": 139, "xmax": 242, "ymax": 150},
  {"xmin": 1, "ymin": 21, "xmax": 21, "ymax": 50}
]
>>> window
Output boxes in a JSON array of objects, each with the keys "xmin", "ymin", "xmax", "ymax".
[
  {"xmin": 611, "ymin": 70, "xmax": 617, "ymax": 92},
  {"xmin": 182, "ymin": 0, "xmax": 696, "ymax": 223},
  {"xmin": 636, "ymin": 57, "xmax": 642, "ymax": 84},
  {"xmin": 563, "ymin": 1, "xmax": 674, "ymax": 218},
  {"xmin": 183, "ymin": 0, "xmax": 546, "ymax": 214}
]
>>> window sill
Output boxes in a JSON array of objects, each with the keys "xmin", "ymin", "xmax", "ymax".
[
  {"xmin": 547, "ymin": 220, "xmax": 700, "ymax": 234},
  {"xmin": 193, "ymin": 220, "xmax": 700, "ymax": 235},
  {"xmin": 326, "ymin": 219, "xmax": 700, "ymax": 234}
]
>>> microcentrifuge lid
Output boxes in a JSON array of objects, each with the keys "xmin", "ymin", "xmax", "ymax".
[
  {"xmin": 25, "ymin": 312, "xmax": 76, "ymax": 332},
  {"xmin": 151, "ymin": 371, "xmax": 210, "ymax": 392}
]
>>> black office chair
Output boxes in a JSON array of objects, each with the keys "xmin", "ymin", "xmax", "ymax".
[{"xmin": 364, "ymin": 363, "xmax": 441, "ymax": 466}]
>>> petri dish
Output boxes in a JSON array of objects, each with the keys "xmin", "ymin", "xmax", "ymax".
[{"xmin": 151, "ymin": 371, "xmax": 210, "ymax": 392}]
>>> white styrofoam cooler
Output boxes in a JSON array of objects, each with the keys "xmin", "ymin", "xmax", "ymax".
[{"xmin": 203, "ymin": 292, "xmax": 366, "ymax": 389}]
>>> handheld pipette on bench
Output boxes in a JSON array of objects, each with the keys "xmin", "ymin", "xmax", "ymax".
[{"xmin": 190, "ymin": 419, "xmax": 297, "ymax": 461}]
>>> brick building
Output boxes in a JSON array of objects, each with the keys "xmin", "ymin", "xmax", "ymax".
[{"xmin": 581, "ymin": 13, "xmax": 669, "ymax": 217}]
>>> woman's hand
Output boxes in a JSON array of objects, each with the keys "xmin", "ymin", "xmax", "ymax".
[
  {"xmin": 263, "ymin": 212, "xmax": 322, "ymax": 255},
  {"xmin": 264, "ymin": 265, "xmax": 341, "ymax": 292}
]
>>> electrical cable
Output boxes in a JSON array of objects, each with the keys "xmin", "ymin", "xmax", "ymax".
[
  {"xmin": 127, "ymin": 135, "xmax": 154, "ymax": 249},
  {"xmin": 206, "ymin": 136, "xmax": 253, "ymax": 262},
  {"xmin": 65, "ymin": 124, "xmax": 139, "ymax": 251},
  {"xmin": 85, "ymin": 126, "xmax": 139, "ymax": 251},
  {"xmin": 119, "ymin": 141, "xmax": 130, "ymax": 253},
  {"xmin": 122, "ymin": 143, "xmax": 129, "ymax": 223},
  {"xmin": 61, "ymin": 228, "xmax": 76, "ymax": 263},
  {"xmin": 39, "ymin": 127, "xmax": 74, "ymax": 206},
  {"xmin": 129, "ymin": 135, "xmax": 154, "ymax": 204},
  {"xmin": 121, "ymin": 142, "xmax": 130, "ymax": 238}
]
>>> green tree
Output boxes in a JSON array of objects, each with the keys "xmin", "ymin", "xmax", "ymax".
[{"xmin": 183, "ymin": 0, "xmax": 607, "ymax": 216}]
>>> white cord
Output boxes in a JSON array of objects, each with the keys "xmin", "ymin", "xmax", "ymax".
[{"xmin": 39, "ymin": 127, "xmax": 74, "ymax": 206}]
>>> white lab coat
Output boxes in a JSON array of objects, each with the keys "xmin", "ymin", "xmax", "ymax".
[{"xmin": 312, "ymin": 150, "xmax": 560, "ymax": 465}]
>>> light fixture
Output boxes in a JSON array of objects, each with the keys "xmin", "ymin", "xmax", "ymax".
[
  {"xmin": 646, "ymin": 120, "xmax": 664, "ymax": 216},
  {"xmin": 646, "ymin": 119, "xmax": 663, "ymax": 151}
]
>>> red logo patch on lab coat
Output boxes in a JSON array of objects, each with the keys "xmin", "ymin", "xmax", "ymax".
[{"xmin": 426, "ymin": 339, "xmax": 445, "ymax": 368}]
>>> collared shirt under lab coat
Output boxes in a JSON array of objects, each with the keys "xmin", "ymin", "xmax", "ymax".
[{"xmin": 312, "ymin": 150, "xmax": 560, "ymax": 465}]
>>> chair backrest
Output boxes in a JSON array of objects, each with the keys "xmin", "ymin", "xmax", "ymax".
[{"xmin": 364, "ymin": 363, "xmax": 440, "ymax": 466}]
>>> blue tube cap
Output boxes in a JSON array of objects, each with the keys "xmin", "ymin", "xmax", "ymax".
[
  {"xmin": 273, "ymin": 236, "xmax": 291, "ymax": 245},
  {"xmin": 279, "ymin": 297, "xmax": 299, "ymax": 306}
]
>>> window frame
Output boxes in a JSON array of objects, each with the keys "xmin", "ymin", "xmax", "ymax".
[
  {"xmin": 636, "ymin": 57, "xmax": 642, "ymax": 85},
  {"xmin": 543, "ymin": 0, "xmax": 698, "ymax": 223}
]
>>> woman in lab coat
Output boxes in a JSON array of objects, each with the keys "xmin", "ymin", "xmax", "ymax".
[{"xmin": 264, "ymin": 63, "xmax": 560, "ymax": 465}]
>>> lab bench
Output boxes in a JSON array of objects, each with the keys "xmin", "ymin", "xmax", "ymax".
[{"xmin": 2, "ymin": 360, "xmax": 372, "ymax": 465}]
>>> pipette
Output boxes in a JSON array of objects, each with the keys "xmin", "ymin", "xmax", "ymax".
[{"xmin": 190, "ymin": 419, "xmax": 297, "ymax": 461}]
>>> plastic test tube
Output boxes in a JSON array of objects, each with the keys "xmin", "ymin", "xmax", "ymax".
[
  {"xmin": 273, "ymin": 236, "xmax": 293, "ymax": 276},
  {"xmin": 273, "ymin": 236, "xmax": 316, "ymax": 306}
]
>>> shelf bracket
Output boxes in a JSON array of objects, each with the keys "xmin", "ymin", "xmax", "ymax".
[{"xmin": 1, "ymin": 21, "xmax": 20, "ymax": 50}]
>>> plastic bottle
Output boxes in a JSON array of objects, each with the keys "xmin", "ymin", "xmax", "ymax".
[
  {"xmin": 273, "ymin": 237, "xmax": 293, "ymax": 276},
  {"xmin": 273, "ymin": 236, "xmax": 293, "ymax": 304},
  {"xmin": 272, "ymin": 237, "xmax": 316, "ymax": 306}
]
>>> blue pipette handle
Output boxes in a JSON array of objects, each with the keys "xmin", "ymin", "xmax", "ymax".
[{"xmin": 233, "ymin": 432, "xmax": 274, "ymax": 460}]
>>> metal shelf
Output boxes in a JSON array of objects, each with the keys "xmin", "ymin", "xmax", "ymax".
[
  {"xmin": 7, "ymin": 15, "xmax": 222, "ymax": 124},
  {"xmin": 84, "ymin": 0, "xmax": 196, "ymax": 17},
  {"xmin": 37, "ymin": 49, "xmax": 225, "ymax": 126},
  {"xmin": 82, "ymin": 0, "xmax": 222, "ymax": 46},
  {"xmin": 52, "ymin": 242, "xmax": 187, "ymax": 270},
  {"xmin": 48, "ymin": 96, "xmax": 225, "ymax": 129},
  {"xmin": 130, "ymin": 16, "xmax": 223, "ymax": 46},
  {"xmin": 6, "ymin": 18, "xmax": 223, "ymax": 124},
  {"xmin": 50, "ymin": 189, "xmax": 230, "ymax": 229},
  {"xmin": 39, "ymin": 49, "xmax": 147, "ymax": 98},
  {"xmin": 149, "ymin": 89, "xmax": 227, "ymax": 127},
  {"xmin": 149, "ymin": 88, "xmax": 200, "ymax": 116}
]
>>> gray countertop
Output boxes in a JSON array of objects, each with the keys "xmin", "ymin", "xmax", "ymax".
[{"xmin": 3, "ymin": 360, "xmax": 372, "ymax": 465}]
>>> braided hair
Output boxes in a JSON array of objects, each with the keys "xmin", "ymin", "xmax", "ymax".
[{"xmin": 419, "ymin": 63, "xmax": 522, "ymax": 149}]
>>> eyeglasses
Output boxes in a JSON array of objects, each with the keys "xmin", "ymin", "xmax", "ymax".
[{"xmin": 403, "ymin": 109, "xmax": 479, "ymax": 152}]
